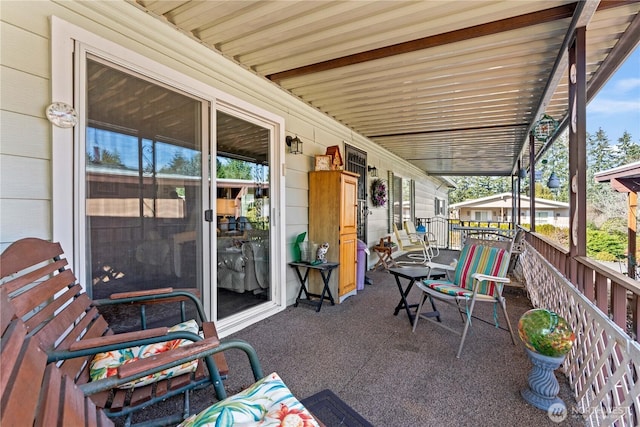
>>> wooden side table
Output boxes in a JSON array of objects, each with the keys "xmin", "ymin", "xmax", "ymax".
[
  {"xmin": 372, "ymin": 237, "xmax": 398, "ymax": 270},
  {"xmin": 289, "ymin": 262, "xmax": 339, "ymax": 312}
]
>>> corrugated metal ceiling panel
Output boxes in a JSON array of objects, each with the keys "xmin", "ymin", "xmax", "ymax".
[{"xmin": 134, "ymin": 0, "xmax": 639, "ymax": 176}]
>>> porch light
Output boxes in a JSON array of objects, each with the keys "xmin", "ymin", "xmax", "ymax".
[
  {"xmin": 547, "ymin": 172, "xmax": 560, "ymax": 189},
  {"xmin": 368, "ymin": 165, "xmax": 378, "ymax": 177},
  {"xmin": 285, "ymin": 135, "xmax": 303, "ymax": 154}
]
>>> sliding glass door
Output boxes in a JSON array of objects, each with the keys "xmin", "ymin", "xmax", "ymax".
[
  {"xmin": 215, "ymin": 111, "xmax": 271, "ymax": 319},
  {"xmin": 85, "ymin": 58, "xmax": 206, "ymax": 315},
  {"xmin": 80, "ymin": 54, "xmax": 280, "ymax": 331}
]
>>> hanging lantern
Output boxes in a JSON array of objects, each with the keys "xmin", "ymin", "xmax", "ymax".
[
  {"xmin": 518, "ymin": 168, "xmax": 527, "ymax": 179},
  {"xmin": 533, "ymin": 114, "xmax": 559, "ymax": 142},
  {"xmin": 547, "ymin": 172, "xmax": 560, "ymax": 189}
]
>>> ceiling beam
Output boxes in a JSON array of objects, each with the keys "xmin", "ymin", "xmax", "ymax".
[
  {"xmin": 368, "ymin": 123, "xmax": 528, "ymax": 139},
  {"xmin": 267, "ymin": 3, "xmax": 577, "ymax": 82}
]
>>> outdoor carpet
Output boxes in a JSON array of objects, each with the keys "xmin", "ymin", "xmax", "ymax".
[{"xmin": 301, "ymin": 389, "xmax": 373, "ymax": 427}]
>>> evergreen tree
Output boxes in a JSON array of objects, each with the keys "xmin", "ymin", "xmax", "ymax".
[
  {"xmin": 616, "ymin": 131, "xmax": 640, "ymax": 163},
  {"xmin": 587, "ymin": 128, "xmax": 616, "ymax": 172}
]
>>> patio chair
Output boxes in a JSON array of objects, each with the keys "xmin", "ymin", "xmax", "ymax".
[
  {"xmin": 404, "ymin": 220, "xmax": 439, "ymax": 259},
  {"xmin": 393, "ymin": 224, "xmax": 430, "ymax": 264},
  {"xmin": 0, "ymin": 237, "xmax": 236, "ymax": 426},
  {"xmin": 411, "ymin": 237, "xmax": 516, "ymax": 358}
]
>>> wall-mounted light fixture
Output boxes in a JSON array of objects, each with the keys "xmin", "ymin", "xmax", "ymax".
[
  {"xmin": 285, "ymin": 135, "xmax": 303, "ymax": 154},
  {"xmin": 367, "ymin": 165, "xmax": 378, "ymax": 177}
]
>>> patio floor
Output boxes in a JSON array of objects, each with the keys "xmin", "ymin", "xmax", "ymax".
[{"xmin": 130, "ymin": 250, "xmax": 584, "ymax": 426}]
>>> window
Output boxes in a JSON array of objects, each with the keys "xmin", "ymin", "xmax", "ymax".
[
  {"xmin": 435, "ymin": 198, "xmax": 446, "ymax": 216},
  {"xmin": 473, "ymin": 211, "xmax": 490, "ymax": 221},
  {"xmin": 391, "ymin": 175, "xmax": 414, "ymax": 229}
]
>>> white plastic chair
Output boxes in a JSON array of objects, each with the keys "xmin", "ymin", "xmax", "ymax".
[
  {"xmin": 404, "ymin": 220, "xmax": 439, "ymax": 259},
  {"xmin": 393, "ymin": 224, "xmax": 430, "ymax": 264}
]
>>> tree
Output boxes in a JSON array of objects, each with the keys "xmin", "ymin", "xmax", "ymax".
[
  {"xmin": 448, "ymin": 176, "xmax": 511, "ymax": 204},
  {"xmin": 160, "ymin": 152, "xmax": 202, "ymax": 176},
  {"xmin": 587, "ymin": 128, "xmax": 629, "ymax": 227},
  {"xmin": 587, "ymin": 128, "xmax": 617, "ymax": 171},
  {"xmin": 616, "ymin": 131, "xmax": 640, "ymax": 164},
  {"xmin": 216, "ymin": 158, "xmax": 253, "ymax": 180}
]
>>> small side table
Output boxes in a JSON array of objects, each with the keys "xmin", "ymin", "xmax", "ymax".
[
  {"xmin": 388, "ymin": 267, "xmax": 445, "ymax": 325},
  {"xmin": 372, "ymin": 237, "xmax": 398, "ymax": 270},
  {"xmin": 289, "ymin": 262, "xmax": 339, "ymax": 312}
]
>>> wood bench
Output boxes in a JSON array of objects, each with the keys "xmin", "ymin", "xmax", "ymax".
[
  {"xmin": 0, "ymin": 238, "xmax": 265, "ymax": 426},
  {"xmin": 1, "ymin": 288, "xmax": 114, "ymax": 426},
  {"xmin": 1, "ymin": 285, "xmax": 323, "ymax": 427}
]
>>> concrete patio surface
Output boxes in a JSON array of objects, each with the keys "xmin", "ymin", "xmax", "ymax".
[{"xmin": 129, "ymin": 250, "xmax": 583, "ymax": 426}]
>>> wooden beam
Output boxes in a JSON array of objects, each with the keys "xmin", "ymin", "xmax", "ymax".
[
  {"xmin": 611, "ymin": 177, "xmax": 640, "ymax": 193},
  {"xmin": 267, "ymin": 4, "xmax": 577, "ymax": 82}
]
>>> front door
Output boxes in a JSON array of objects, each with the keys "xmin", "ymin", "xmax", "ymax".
[{"xmin": 344, "ymin": 144, "xmax": 368, "ymax": 242}]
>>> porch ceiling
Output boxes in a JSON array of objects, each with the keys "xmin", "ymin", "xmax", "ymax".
[{"xmin": 133, "ymin": 0, "xmax": 640, "ymax": 177}]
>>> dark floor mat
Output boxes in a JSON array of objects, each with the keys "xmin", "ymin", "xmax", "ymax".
[{"xmin": 301, "ymin": 389, "xmax": 373, "ymax": 427}]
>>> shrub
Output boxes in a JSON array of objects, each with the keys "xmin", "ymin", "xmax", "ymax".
[{"xmin": 586, "ymin": 229, "xmax": 625, "ymax": 259}]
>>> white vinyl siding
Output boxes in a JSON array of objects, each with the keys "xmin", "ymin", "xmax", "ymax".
[{"xmin": 0, "ymin": 1, "xmax": 447, "ymax": 325}]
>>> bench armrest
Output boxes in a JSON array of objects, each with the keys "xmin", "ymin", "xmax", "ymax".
[
  {"xmin": 79, "ymin": 338, "xmax": 264, "ymax": 398},
  {"xmin": 109, "ymin": 287, "xmax": 175, "ymax": 299},
  {"xmin": 69, "ymin": 327, "xmax": 169, "ymax": 351},
  {"xmin": 93, "ymin": 288, "xmax": 208, "ymax": 325},
  {"xmin": 117, "ymin": 336, "xmax": 221, "ymax": 378}
]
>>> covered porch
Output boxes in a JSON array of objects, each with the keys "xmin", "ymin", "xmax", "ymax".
[
  {"xmin": 170, "ymin": 241, "xmax": 638, "ymax": 426},
  {"xmin": 2, "ymin": 1, "xmax": 639, "ymax": 425}
]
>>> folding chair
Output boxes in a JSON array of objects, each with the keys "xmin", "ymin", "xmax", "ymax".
[{"xmin": 412, "ymin": 237, "xmax": 516, "ymax": 358}]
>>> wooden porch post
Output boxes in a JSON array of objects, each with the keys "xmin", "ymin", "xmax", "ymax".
[
  {"xmin": 568, "ymin": 27, "xmax": 588, "ymax": 286},
  {"xmin": 629, "ymin": 192, "xmax": 638, "ymax": 279},
  {"xmin": 529, "ymin": 133, "xmax": 536, "ymax": 232}
]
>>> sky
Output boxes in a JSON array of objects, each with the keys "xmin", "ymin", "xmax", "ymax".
[{"xmin": 586, "ymin": 46, "xmax": 640, "ymax": 144}]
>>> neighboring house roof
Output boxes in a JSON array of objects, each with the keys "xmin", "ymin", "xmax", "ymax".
[
  {"xmin": 450, "ymin": 192, "xmax": 569, "ymax": 210},
  {"xmin": 594, "ymin": 161, "xmax": 640, "ymax": 193}
]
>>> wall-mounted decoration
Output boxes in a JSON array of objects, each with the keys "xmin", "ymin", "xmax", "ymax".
[
  {"xmin": 370, "ymin": 178, "xmax": 387, "ymax": 207},
  {"xmin": 46, "ymin": 102, "xmax": 78, "ymax": 128}
]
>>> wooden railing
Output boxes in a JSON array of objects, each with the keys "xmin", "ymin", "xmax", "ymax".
[
  {"xmin": 526, "ymin": 231, "xmax": 640, "ymax": 341},
  {"xmin": 520, "ymin": 240, "xmax": 640, "ymax": 426}
]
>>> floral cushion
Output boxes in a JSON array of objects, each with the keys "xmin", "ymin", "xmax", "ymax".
[
  {"xmin": 89, "ymin": 319, "xmax": 200, "ymax": 389},
  {"xmin": 179, "ymin": 372, "xmax": 320, "ymax": 427}
]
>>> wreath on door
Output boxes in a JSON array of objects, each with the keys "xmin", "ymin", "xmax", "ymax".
[{"xmin": 370, "ymin": 179, "xmax": 387, "ymax": 207}]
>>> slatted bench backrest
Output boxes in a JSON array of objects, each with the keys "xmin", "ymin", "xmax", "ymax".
[
  {"xmin": 0, "ymin": 237, "xmax": 230, "ymax": 424},
  {"xmin": 0, "ymin": 288, "xmax": 113, "ymax": 426},
  {"xmin": 0, "ymin": 238, "xmax": 107, "ymax": 385}
]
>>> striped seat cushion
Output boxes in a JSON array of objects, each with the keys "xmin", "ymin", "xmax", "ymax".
[
  {"xmin": 424, "ymin": 281, "xmax": 472, "ymax": 297},
  {"xmin": 423, "ymin": 243, "xmax": 510, "ymax": 297}
]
